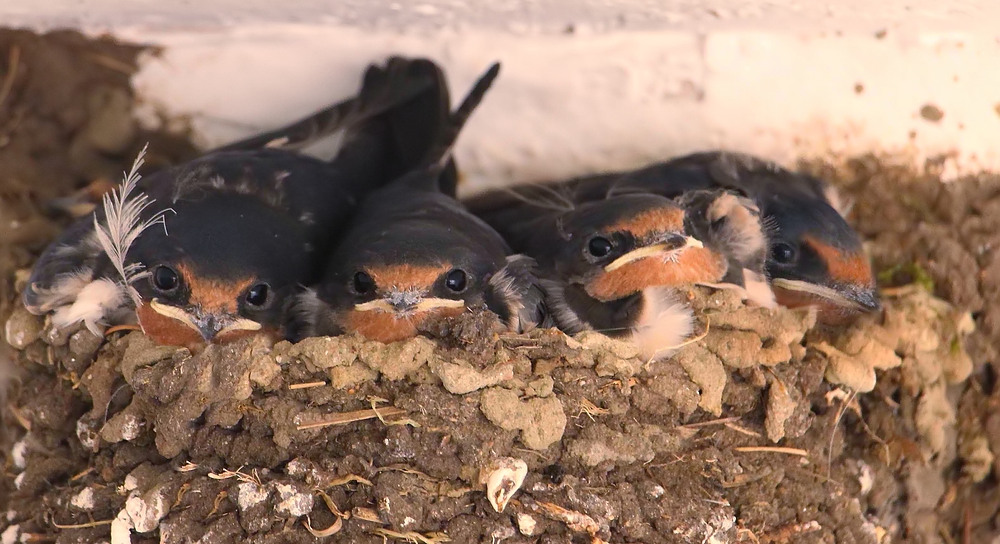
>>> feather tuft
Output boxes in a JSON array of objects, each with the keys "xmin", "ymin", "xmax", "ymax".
[
  {"xmin": 630, "ymin": 287, "xmax": 695, "ymax": 361},
  {"xmin": 92, "ymin": 144, "xmax": 172, "ymax": 305},
  {"xmin": 51, "ymin": 278, "xmax": 129, "ymax": 335}
]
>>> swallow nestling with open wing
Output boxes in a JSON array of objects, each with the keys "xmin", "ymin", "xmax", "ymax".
[
  {"xmin": 297, "ymin": 63, "xmax": 546, "ymax": 343},
  {"xmin": 466, "ymin": 151, "xmax": 878, "ymax": 322},
  {"xmin": 476, "ymin": 188, "xmax": 768, "ymax": 359},
  {"xmin": 22, "ymin": 56, "xmax": 452, "ymax": 350}
]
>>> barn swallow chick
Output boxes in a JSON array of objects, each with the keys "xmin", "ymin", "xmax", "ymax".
[
  {"xmin": 664, "ymin": 153, "xmax": 878, "ymax": 319},
  {"xmin": 466, "ymin": 151, "xmax": 878, "ymax": 322},
  {"xmin": 298, "ymin": 63, "xmax": 546, "ymax": 343},
  {"xmin": 484, "ymin": 193, "xmax": 758, "ymax": 360},
  {"xmin": 298, "ymin": 169, "xmax": 545, "ymax": 343},
  {"xmin": 23, "ymin": 57, "xmax": 451, "ymax": 350}
]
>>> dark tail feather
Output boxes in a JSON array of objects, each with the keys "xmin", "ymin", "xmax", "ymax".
[
  {"xmin": 413, "ymin": 62, "xmax": 501, "ymax": 197},
  {"xmin": 218, "ymin": 57, "xmax": 501, "ymax": 199},
  {"xmin": 437, "ymin": 158, "xmax": 461, "ymax": 199},
  {"xmin": 421, "ymin": 62, "xmax": 501, "ymax": 169},
  {"xmin": 373, "ymin": 58, "xmax": 452, "ymax": 181},
  {"xmin": 355, "ymin": 60, "xmax": 500, "ymax": 198},
  {"xmin": 213, "ymin": 57, "xmax": 439, "ymax": 153}
]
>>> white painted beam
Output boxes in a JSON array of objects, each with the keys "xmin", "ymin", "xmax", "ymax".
[{"xmin": 4, "ymin": 1, "xmax": 999, "ymax": 191}]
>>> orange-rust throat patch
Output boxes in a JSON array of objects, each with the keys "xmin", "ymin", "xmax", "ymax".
[
  {"xmin": 772, "ymin": 285, "xmax": 860, "ymax": 325},
  {"xmin": 136, "ymin": 302, "xmax": 280, "ymax": 352},
  {"xmin": 342, "ymin": 306, "xmax": 465, "ymax": 343},
  {"xmin": 136, "ymin": 302, "xmax": 204, "ymax": 352},
  {"xmin": 586, "ymin": 247, "xmax": 726, "ymax": 301}
]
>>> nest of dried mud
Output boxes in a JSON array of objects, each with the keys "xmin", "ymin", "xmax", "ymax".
[{"xmin": 1, "ymin": 282, "xmax": 973, "ymax": 544}]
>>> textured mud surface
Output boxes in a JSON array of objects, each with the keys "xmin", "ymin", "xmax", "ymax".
[
  {"xmin": 0, "ymin": 30, "xmax": 996, "ymax": 544},
  {"xmin": 0, "ymin": 28, "xmax": 195, "ymax": 529},
  {"xmin": 1, "ymin": 285, "xmax": 973, "ymax": 544},
  {"xmin": 809, "ymin": 156, "xmax": 1000, "ymax": 543}
]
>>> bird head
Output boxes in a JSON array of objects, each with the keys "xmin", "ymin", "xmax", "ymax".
[
  {"xmin": 761, "ymin": 194, "xmax": 880, "ymax": 320},
  {"xmin": 303, "ymin": 192, "xmax": 542, "ymax": 342},
  {"xmin": 129, "ymin": 194, "xmax": 311, "ymax": 351},
  {"xmin": 550, "ymin": 194, "xmax": 725, "ymax": 301}
]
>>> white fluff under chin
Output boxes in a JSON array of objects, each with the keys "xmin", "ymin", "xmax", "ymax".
[
  {"xmin": 630, "ymin": 287, "xmax": 695, "ymax": 361},
  {"xmin": 743, "ymin": 269, "xmax": 777, "ymax": 309},
  {"xmin": 697, "ymin": 269, "xmax": 777, "ymax": 310},
  {"xmin": 51, "ymin": 278, "xmax": 128, "ymax": 336}
]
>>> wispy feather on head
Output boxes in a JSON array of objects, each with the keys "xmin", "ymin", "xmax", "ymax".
[
  {"xmin": 501, "ymin": 184, "xmax": 576, "ymax": 213},
  {"xmin": 93, "ymin": 144, "xmax": 173, "ymax": 305}
]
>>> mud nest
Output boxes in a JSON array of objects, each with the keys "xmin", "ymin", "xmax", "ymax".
[
  {"xmin": 1, "ymin": 29, "xmax": 999, "ymax": 544},
  {"xmin": 1, "ymin": 282, "xmax": 975, "ymax": 544}
]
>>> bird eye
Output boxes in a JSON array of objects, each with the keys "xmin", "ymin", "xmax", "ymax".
[
  {"xmin": 352, "ymin": 271, "xmax": 376, "ymax": 295},
  {"xmin": 586, "ymin": 236, "xmax": 613, "ymax": 258},
  {"xmin": 444, "ymin": 269, "xmax": 467, "ymax": 293},
  {"xmin": 771, "ymin": 242, "xmax": 798, "ymax": 264},
  {"xmin": 152, "ymin": 265, "xmax": 180, "ymax": 292},
  {"xmin": 245, "ymin": 283, "xmax": 270, "ymax": 308}
]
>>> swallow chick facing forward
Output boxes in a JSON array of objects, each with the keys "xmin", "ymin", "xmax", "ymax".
[
  {"xmin": 23, "ymin": 56, "xmax": 449, "ymax": 350},
  {"xmin": 478, "ymin": 189, "xmax": 768, "ymax": 360},
  {"xmin": 297, "ymin": 63, "xmax": 546, "ymax": 343}
]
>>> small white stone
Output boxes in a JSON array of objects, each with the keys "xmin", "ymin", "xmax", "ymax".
[
  {"xmin": 286, "ymin": 459, "xmax": 304, "ymax": 475},
  {"xmin": 516, "ymin": 514, "xmax": 537, "ymax": 536},
  {"xmin": 481, "ymin": 458, "xmax": 528, "ymax": 513},
  {"xmin": 125, "ymin": 492, "xmax": 167, "ymax": 533},
  {"xmin": 71, "ymin": 487, "xmax": 96, "ymax": 510},
  {"xmin": 120, "ymin": 415, "xmax": 142, "ymax": 441},
  {"xmin": 11, "ymin": 440, "xmax": 27, "ymax": 469},
  {"xmin": 77, "ymin": 419, "xmax": 99, "ymax": 451},
  {"xmin": 123, "ymin": 474, "xmax": 138, "ymax": 492},
  {"xmin": 110, "ymin": 508, "xmax": 132, "ymax": 544},
  {"xmin": 858, "ymin": 461, "xmax": 875, "ymax": 495},
  {"xmin": 1, "ymin": 524, "xmax": 19, "ymax": 544},
  {"xmin": 13, "ymin": 473, "xmax": 25, "ymax": 490},
  {"xmin": 285, "ymin": 459, "xmax": 311, "ymax": 478},
  {"xmin": 273, "ymin": 483, "xmax": 313, "ymax": 517},
  {"xmin": 236, "ymin": 482, "xmax": 269, "ymax": 511}
]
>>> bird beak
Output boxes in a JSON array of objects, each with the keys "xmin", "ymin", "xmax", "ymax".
[
  {"xmin": 346, "ymin": 290, "xmax": 466, "ymax": 343},
  {"xmin": 604, "ymin": 236, "xmax": 703, "ymax": 272},
  {"xmin": 770, "ymin": 278, "xmax": 881, "ymax": 313},
  {"xmin": 354, "ymin": 291, "xmax": 465, "ymax": 315},
  {"xmin": 148, "ymin": 298, "xmax": 262, "ymax": 342}
]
